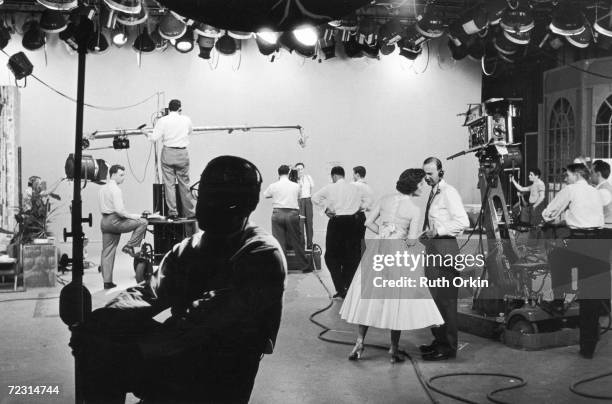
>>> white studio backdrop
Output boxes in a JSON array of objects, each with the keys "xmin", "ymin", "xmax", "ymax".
[{"xmin": 0, "ymin": 35, "xmax": 481, "ymax": 246}]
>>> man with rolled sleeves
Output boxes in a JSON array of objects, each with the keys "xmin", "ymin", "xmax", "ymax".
[{"xmin": 543, "ymin": 163, "xmax": 609, "ymax": 359}]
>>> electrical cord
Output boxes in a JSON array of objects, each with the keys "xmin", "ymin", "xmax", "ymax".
[
  {"xmin": 307, "ymin": 269, "xmax": 528, "ymax": 404},
  {"xmin": 125, "ymin": 143, "xmax": 154, "ymax": 184},
  {"xmin": 569, "ymin": 371, "xmax": 612, "ymax": 400}
]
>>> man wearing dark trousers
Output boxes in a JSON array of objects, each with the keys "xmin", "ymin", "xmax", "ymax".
[
  {"xmin": 312, "ymin": 166, "xmax": 371, "ymax": 298},
  {"xmin": 75, "ymin": 156, "xmax": 287, "ymax": 404},
  {"xmin": 264, "ymin": 165, "xmax": 310, "ymax": 272},
  {"xmin": 543, "ymin": 163, "xmax": 609, "ymax": 359},
  {"xmin": 149, "ymin": 99, "xmax": 196, "ymax": 220},
  {"xmin": 352, "ymin": 165, "xmax": 374, "ymax": 256},
  {"xmin": 420, "ymin": 157, "xmax": 469, "ymax": 361},
  {"xmin": 295, "ymin": 162, "xmax": 315, "ymax": 249}
]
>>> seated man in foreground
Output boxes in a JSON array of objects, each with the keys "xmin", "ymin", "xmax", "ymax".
[{"xmin": 75, "ymin": 155, "xmax": 287, "ymax": 403}]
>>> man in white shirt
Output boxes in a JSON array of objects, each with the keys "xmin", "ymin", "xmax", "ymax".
[
  {"xmin": 543, "ymin": 163, "xmax": 608, "ymax": 359},
  {"xmin": 295, "ymin": 162, "xmax": 315, "ymax": 249},
  {"xmin": 149, "ymin": 99, "xmax": 195, "ymax": 220},
  {"xmin": 312, "ymin": 166, "xmax": 371, "ymax": 298},
  {"xmin": 264, "ymin": 165, "xmax": 310, "ymax": 272},
  {"xmin": 420, "ymin": 157, "xmax": 469, "ymax": 361},
  {"xmin": 352, "ymin": 166, "xmax": 374, "ymax": 255},
  {"xmin": 98, "ymin": 165, "xmax": 148, "ymax": 289}
]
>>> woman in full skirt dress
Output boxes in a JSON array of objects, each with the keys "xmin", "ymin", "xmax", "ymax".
[{"xmin": 340, "ymin": 168, "xmax": 444, "ymax": 363}]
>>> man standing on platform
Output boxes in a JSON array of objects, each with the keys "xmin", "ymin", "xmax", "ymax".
[
  {"xmin": 312, "ymin": 166, "xmax": 371, "ymax": 298},
  {"xmin": 149, "ymin": 99, "xmax": 195, "ymax": 220},
  {"xmin": 420, "ymin": 157, "xmax": 469, "ymax": 361},
  {"xmin": 295, "ymin": 162, "xmax": 315, "ymax": 249},
  {"xmin": 264, "ymin": 165, "xmax": 311, "ymax": 273},
  {"xmin": 98, "ymin": 164, "xmax": 148, "ymax": 289}
]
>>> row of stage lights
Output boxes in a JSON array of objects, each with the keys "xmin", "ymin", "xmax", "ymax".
[{"xmin": 2, "ymin": 0, "xmax": 612, "ymax": 64}]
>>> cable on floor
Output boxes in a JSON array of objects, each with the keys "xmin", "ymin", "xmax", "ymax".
[
  {"xmin": 308, "ymin": 269, "xmax": 529, "ymax": 404},
  {"xmin": 569, "ymin": 371, "xmax": 612, "ymax": 400}
]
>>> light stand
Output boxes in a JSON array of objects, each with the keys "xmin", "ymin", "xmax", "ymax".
[{"xmin": 57, "ymin": 8, "xmax": 95, "ymax": 404}]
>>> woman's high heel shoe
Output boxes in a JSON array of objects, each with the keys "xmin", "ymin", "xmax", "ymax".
[{"xmin": 348, "ymin": 342, "xmax": 365, "ymax": 361}]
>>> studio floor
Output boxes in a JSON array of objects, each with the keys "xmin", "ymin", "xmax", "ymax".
[{"xmin": 0, "ymin": 239, "xmax": 611, "ymax": 404}]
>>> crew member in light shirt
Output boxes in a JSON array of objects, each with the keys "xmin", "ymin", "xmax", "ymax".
[
  {"xmin": 148, "ymin": 99, "xmax": 195, "ymax": 220},
  {"xmin": 295, "ymin": 162, "xmax": 315, "ymax": 249},
  {"xmin": 543, "ymin": 163, "xmax": 608, "ymax": 359},
  {"xmin": 312, "ymin": 166, "xmax": 371, "ymax": 298},
  {"xmin": 264, "ymin": 165, "xmax": 311, "ymax": 273},
  {"xmin": 98, "ymin": 164, "xmax": 148, "ymax": 290}
]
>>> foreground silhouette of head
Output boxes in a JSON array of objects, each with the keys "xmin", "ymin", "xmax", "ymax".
[{"xmin": 196, "ymin": 155, "xmax": 262, "ymax": 236}]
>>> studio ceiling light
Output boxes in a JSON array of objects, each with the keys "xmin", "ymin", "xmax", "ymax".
[
  {"xmin": 293, "ymin": 25, "xmax": 318, "ymax": 47},
  {"xmin": 504, "ymin": 29, "xmax": 531, "ymax": 45},
  {"xmin": 228, "ymin": 30, "xmax": 253, "ymax": 40},
  {"xmin": 594, "ymin": 12, "xmax": 612, "ymax": 38},
  {"xmin": 550, "ymin": 1, "xmax": 585, "ymax": 36},
  {"xmin": 159, "ymin": 12, "xmax": 186, "ymax": 40},
  {"xmin": 175, "ymin": 27, "xmax": 194, "ymax": 53},
  {"xmin": 379, "ymin": 18, "xmax": 403, "ymax": 46},
  {"xmin": 133, "ymin": 26, "xmax": 155, "ymax": 52},
  {"xmin": 215, "ymin": 33, "xmax": 237, "ymax": 55},
  {"xmin": 117, "ymin": 7, "xmax": 148, "ymax": 26},
  {"xmin": 104, "ymin": 0, "xmax": 141, "ymax": 15},
  {"xmin": 198, "ymin": 35, "xmax": 215, "ymax": 59},
  {"xmin": 0, "ymin": 22, "xmax": 10, "ymax": 50},
  {"xmin": 194, "ymin": 23, "xmax": 222, "ymax": 38},
  {"xmin": 500, "ymin": 3, "xmax": 534, "ymax": 33},
  {"xmin": 150, "ymin": 26, "xmax": 168, "ymax": 50},
  {"xmin": 416, "ymin": 3, "xmax": 444, "ymax": 38},
  {"xmin": 36, "ymin": 0, "xmax": 77, "ymax": 11},
  {"xmin": 255, "ymin": 30, "xmax": 279, "ymax": 56},
  {"xmin": 483, "ymin": 0, "xmax": 508, "ymax": 26},
  {"xmin": 39, "ymin": 9, "xmax": 67, "ymax": 33},
  {"xmin": 111, "ymin": 25, "xmax": 128, "ymax": 47},
  {"xmin": 87, "ymin": 31, "xmax": 110, "ymax": 54},
  {"xmin": 22, "ymin": 20, "xmax": 46, "ymax": 51},
  {"xmin": 567, "ymin": 24, "xmax": 592, "ymax": 48}
]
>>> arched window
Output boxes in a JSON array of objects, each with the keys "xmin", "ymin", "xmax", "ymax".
[
  {"xmin": 546, "ymin": 98, "xmax": 575, "ymax": 198},
  {"xmin": 594, "ymin": 95, "xmax": 612, "ymax": 159}
]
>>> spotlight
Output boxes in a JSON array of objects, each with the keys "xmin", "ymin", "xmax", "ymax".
[
  {"xmin": 379, "ymin": 18, "xmax": 403, "ymax": 45},
  {"xmin": 197, "ymin": 35, "xmax": 215, "ymax": 59},
  {"xmin": 194, "ymin": 23, "xmax": 222, "ymax": 38},
  {"xmin": 550, "ymin": 1, "xmax": 585, "ymax": 36},
  {"xmin": 215, "ymin": 33, "xmax": 237, "ymax": 55},
  {"xmin": 504, "ymin": 29, "xmax": 531, "ymax": 45},
  {"xmin": 484, "ymin": 0, "xmax": 509, "ymax": 26},
  {"xmin": 133, "ymin": 26, "xmax": 155, "ymax": 53},
  {"xmin": 117, "ymin": 7, "xmax": 147, "ymax": 26},
  {"xmin": 343, "ymin": 34, "xmax": 363, "ymax": 58},
  {"xmin": 398, "ymin": 38, "xmax": 422, "ymax": 60},
  {"xmin": 358, "ymin": 19, "xmax": 379, "ymax": 44},
  {"xmin": 111, "ymin": 25, "xmax": 128, "ymax": 47},
  {"xmin": 150, "ymin": 26, "xmax": 168, "ymax": 51},
  {"xmin": 159, "ymin": 12, "xmax": 186, "ymax": 40},
  {"xmin": 379, "ymin": 42, "xmax": 396, "ymax": 56},
  {"xmin": 87, "ymin": 30, "xmax": 110, "ymax": 54},
  {"xmin": 255, "ymin": 30, "xmax": 279, "ymax": 56},
  {"xmin": 0, "ymin": 22, "xmax": 11, "ymax": 50},
  {"xmin": 228, "ymin": 30, "xmax": 253, "ymax": 40},
  {"xmin": 112, "ymin": 136, "xmax": 130, "ymax": 149},
  {"xmin": 293, "ymin": 25, "xmax": 318, "ymax": 47},
  {"xmin": 416, "ymin": 3, "xmax": 444, "ymax": 38},
  {"xmin": 174, "ymin": 27, "xmax": 194, "ymax": 53},
  {"xmin": 567, "ymin": 24, "xmax": 592, "ymax": 48},
  {"xmin": 7, "ymin": 51, "xmax": 33, "ymax": 81},
  {"xmin": 103, "ymin": 0, "xmax": 141, "ymax": 15},
  {"xmin": 40, "ymin": 10, "xmax": 67, "ymax": 33},
  {"xmin": 361, "ymin": 41, "xmax": 379, "ymax": 58},
  {"xmin": 500, "ymin": 3, "xmax": 534, "ymax": 33},
  {"xmin": 319, "ymin": 29, "xmax": 336, "ymax": 59},
  {"xmin": 36, "ymin": 0, "xmax": 77, "ymax": 11},
  {"xmin": 459, "ymin": 6, "xmax": 489, "ymax": 35},
  {"xmin": 594, "ymin": 12, "xmax": 612, "ymax": 38},
  {"xmin": 22, "ymin": 21, "xmax": 46, "ymax": 51},
  {"xmin": 494, "ymin": 31, "xmax": 517, "ymax": 55}
]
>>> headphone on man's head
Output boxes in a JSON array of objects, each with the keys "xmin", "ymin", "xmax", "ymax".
[{"xmin": 425, "ymin": 157, "xmax": 444, "ymax": 178}]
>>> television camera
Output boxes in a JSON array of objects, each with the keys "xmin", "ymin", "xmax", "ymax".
[{"xmin": 449, "ymin": 98, "xmax": 579, "ymax": 344}]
